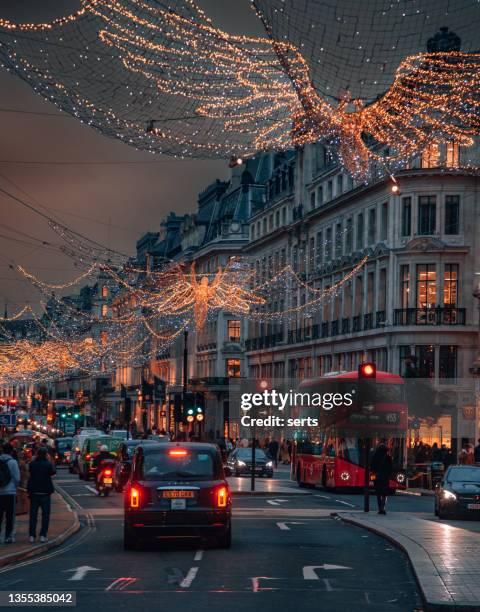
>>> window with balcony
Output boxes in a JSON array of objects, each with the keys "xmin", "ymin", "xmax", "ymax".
[
  {"xmin": 416, "ymin": 345, "xmax": 435, "ymax": 378},
  {"xmin": 226, "ymin": 358, "xmax": 241, "ymax": 378},
  {"xmin": 445, "ymin": 142, "xmax": 459, "ymax": 168},
  {"xmin": 418, "ymin": 196, "xmax": 436, "ymax": 235},
  {"xmin": 368, "ymin": 208, "xmax": 376, "ymax": 245},
  {"xmin": 381, "ymin": 202, "xmax": 388, "ymax": 241},
  {"xmin": 401, "ymin": 197, "xmax": 411, "ymax": 237},
  {"xmin": 400, "ymin": 264, "xmax": 410, "ymax": 308},
  {"xmin": 356, "ymin": 213, "xmax": 364, "ymax": 249},
  {"xmin": 416, "ymin": 264, "xmax": 436, "ymax": 309},
  {"xmin": 398, "ymin": 345, "xmax": 411, "ymax": 375},
  {"xmin": 443, "ymin": 264, "xmax": 458, "ymax": 307},
  {"xmin": 227, "ymin": 320, "xmax": 241, "ymax": 342},
  {"xmin": 379, "ymin": 268, "xmax": 387, "ymax": 312},
  {"xmin": 439, "ymin": 346, "xmax": 457, "ymax": 381},
  {"xmin": 445, "ymin": 195, "xmax": 459, "ymax": 235},
  {"xmin": 421, "ymin": 142, "xmax": 440, "ymax": 168},
  {"xmin": 367, "ymin": 271, "xmax": 375, "ymax": 313}
]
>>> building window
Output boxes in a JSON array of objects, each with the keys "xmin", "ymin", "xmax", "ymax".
[
  {"xmin": 401, "ymin": 197, "xmax": 411, "ymax": 237},
  {"xmin": 443, "ymin": 264, "xmax": 458, "ymax": 307},
  {"xmin": 445, "ymin": 195, "xmax": 459, "ymax": 235},
  {"xmin": 335, "ymin": 222, "xmax": 343, "ymax": 258},
  {"xmin": 226, "ymin": 358, "xmax": 241, "ymax": 378},
  {"xmin": 227, "ymin": 320, "xmax": 241, "ymax": 342},
  {"xmin": 398, "ymin": 345, "xmax": 411, "ymax": 375},
  {"xmin": 416, "ymin": 345, "xmax": 435, "ymax": 378},
  {"xmin": 345, "ymin": 217, "xmax": 353, "ymax": 254},
  {"xmin": 101, "ymin": 304, "xmax": 108, "ymax": 317},
  {"xmin": 367, "ymin": 271, "xmax": 375, "ymax": 312},
  {"xmin": 317, "ymin": 185, "xmax": 323, "ymax": 206},
  {"xmin": 400, "ymin": 265, "xmax": 410, "ymax": 308},
  {"xmin": 368, "ymin": 208, "xmax": 376, "ymax": 245},
  {"xmin": 445, "ymin": 142, "xmax": 459, "ymax": 168},
  {"xmin": 439, "ymin": 346, "xmax": 457, "ymax": 381},
  {"xmin": 327, "ymin": 180, "xmax": 333, "ymax": 200},
  {"xmin": 325, "ymin": 227, "xmax": 332, "ymax": 260},
  {"xmin": 337, "ymin": 174, "xmax": 343, "ymax": 195},
  {"xmin": 421, "ymin": 142, "xmax": 440, "ymax": 168},
  {"xmin": 282, "ymin": 207, "xmax": 286, "ymax": 224},
  {"xmin": 310, "ymin": 191, "xmax": 316, "ymax": 210},
  {"xmin": 380, "ymin": 202, "xmax": 388, "ymax": 241},
  {"xmin": 418, "ymin": 196, "xmax": 436, "ymax": 235},
  {"xmin": 379, "ymin": 268, "xmax": 387, "ymax": 311},
  {"xmin": 101, "ymin": 285, "xmax": 108, "ymax": 298},
  {"xmin": 315, "ymin": 231, "xmax": 323, "ymax": 267},
  {"xmin": 275, "ymin": 210, "xmax": 280, "ymax": 227},
  {"xmin": 356, "ymin": 213, "xmax": 364, "ymax": 250},
  {"xmin": 416, "ymin": 264, "xmax": 436, "ymax": 309}
]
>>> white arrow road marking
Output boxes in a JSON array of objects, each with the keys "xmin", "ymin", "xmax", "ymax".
[
  {"xmin": 266, "ymin": 499, "xmax": 289, "ymax": 506},
  {"xmin": 303, "ymin": 565, "xmax": 352, "ymax": 579},
  {"xmin": 251, "ymin": 577, "xmax": 280, "ymax": 593},
  {"xmin": 194, "ymin": 550, "xmax": 204, "ymax": 561},
  {"xmin": 64, "ymin": 566, "xmax": 100, "ymax": 581},
  {"xmin": 180, "ymin": 567, "xmax": 198, "ymax": 588},
  {"xmin": 276, "ymin": 521, "xmax": 306, "ymax": 530},
  {"xmin": 85, "ymin": 485, "xmax": 98, "ymax": 495}
]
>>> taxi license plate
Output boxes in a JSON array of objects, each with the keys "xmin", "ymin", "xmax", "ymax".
[
  {"xmin": 171, "ymin": 499, "xmax": 186, "ymax": 510},
  {"xmin": 467, "ymin": 503, "xmax": 480, "ymax": 510},
  {"xmin": 162, "ymin": 490, "xmax": 195, "ymax": 499},
  {"xmin": 103, "ymin": 478, "xmax": 112, "ymax": 484}
]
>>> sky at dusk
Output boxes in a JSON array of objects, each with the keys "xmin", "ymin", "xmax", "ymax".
[{"xmin": 0, "ymin": 1, "xmax": 263, "ymax": 312}]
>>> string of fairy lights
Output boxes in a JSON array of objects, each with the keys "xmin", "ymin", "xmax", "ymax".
[
  {"xmin": 0, "ymin": 0, "xmax": 478, "ymax": 179},
  {"xmin": 0, "ymin": 236, "xmax": 367, "ymax": 386}
]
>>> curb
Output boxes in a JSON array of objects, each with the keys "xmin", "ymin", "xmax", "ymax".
[
  {"xmin": 0, "ymin": 488, "xmax": 81, "ymax": 569},
  {"xmin": 334, "ymin": 512, "xmax": 477, "ymax": 611}
]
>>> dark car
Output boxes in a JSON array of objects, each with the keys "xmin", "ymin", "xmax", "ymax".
[
  {"xmin": 435, "ymin": 465, "xmax": 480, "ymax": 519},
  {"xmin": 227, "ymin": 447, "xmax": 274, "ymax": 478},
  {"xmin": 54, "ymin": 437, "xmax": 73, "ymax": 465},
  {"xmin": 114, "ymin": 439, "xmax": 159, "ymax": 492},
  {"xmin": 124, "ymin": 443, "xmax": 231, "ymax": 550}
]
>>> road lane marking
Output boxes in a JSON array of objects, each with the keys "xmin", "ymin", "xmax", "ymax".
[
  {"xmin": 85, "ymin": 485, "xmax": 98, "ymax": 495},
  {"xmin": 105, "ymin": 577, "xmax": 137, "ymax": 591},
  {"xmin": 334, "ymin": 499, "xmax": 356, "ymax": 507},
  {"xmin": 323, "ymin": 578, "xmax": 334, "ymax": 592},
  {"xmin": 64, "ymin": 566, "xmax": 100, "ymax": 581},
  {"xmin": 303, "ymin": 565, "xmax": 352, "ymax": 579},
  {"xmin": 266, "ymin": 498, "xmax": 289, "ymax": 506},
  {"xmin": 180, "ymin": 567, "xmax": 198, "ymax": 588},
  {"xmin": 276, "ymin": 521, "xmax": 306, "ymax": 530},
  {"xmin": 314, "ymin": 494, "xmax": 332, "ymax": 500},
  {"xmin": 194, "ymin": 550, "xmax": 204, "ymax": 561},
  {"xmin": 251, "ymin": 577, "xmax": 279, "ymax": 592}
]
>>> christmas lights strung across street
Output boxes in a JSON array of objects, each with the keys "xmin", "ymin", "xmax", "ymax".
[{"xmin": 0, "ymin": 1, "xmax": 480, "ymax": 178}]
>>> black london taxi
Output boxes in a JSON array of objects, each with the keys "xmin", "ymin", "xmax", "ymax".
[{"xmin": 124, "ymin": 442, "xmax": 231, "ymax": 550}]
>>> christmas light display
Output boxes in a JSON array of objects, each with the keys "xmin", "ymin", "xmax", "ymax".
[{"xmin": 0, "ymin": 1, "xmax": 479, "ymax": 178}]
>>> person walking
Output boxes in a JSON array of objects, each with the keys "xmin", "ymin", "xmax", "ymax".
[
  {"xmin": 27, "ymin": 447, "xmax": 56, "ymax": 543},
  {"xmin": 370, "ymin": 443, "xmax": 393, "ymax": 515},
  {"xmin": 268, "ymin": 439, "xmax": 279, "ymax": 468},
  {"xmin": 0, "ymin": 442, "xmax": 20, "ymax": 543}
]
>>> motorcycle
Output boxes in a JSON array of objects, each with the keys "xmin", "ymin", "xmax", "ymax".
[{"xmin": 95, "ymin": 459, "xmax": 115, "ymax": 497}]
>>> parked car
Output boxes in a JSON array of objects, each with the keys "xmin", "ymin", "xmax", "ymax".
[
  {"xmin": 78, "ymin": 436, "xmax": 121, "ymax": 480},
  {"xmin": 124, "ymin": 443, "xmax": 231, "ymax": 550},
  {"xmin": 226, "ymin": 447, "xmax": 274, "ymax": 478},
  {"xmin": 435, "ymin": 465, "xmax": 480, "ymax": 519},
  {"xmin": 114, "ymin": 439, "xmax": 159, "ymax": 492}
]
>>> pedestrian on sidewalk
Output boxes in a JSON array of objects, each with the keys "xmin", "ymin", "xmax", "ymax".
[
  {"xmin": 0, "ymin": 442, "xmax": 20, "ymax": 543},
  {"xmin": 268, "ymin": 439, "xmax": 279, "ymax": 467},
  {"xmin": 370, "ymin": 443, "xmax": 393, "ymax": 515},
  {"xmin": 27, "ymin": 447, "xmax": 56, "ymax": 543}
]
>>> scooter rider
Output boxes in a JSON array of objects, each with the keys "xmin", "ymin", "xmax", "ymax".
[{"xmin": 92, "ymin": 445, "xmax": 115, "ymax": 483}]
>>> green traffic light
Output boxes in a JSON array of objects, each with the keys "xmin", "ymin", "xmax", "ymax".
[
  {"xmin": 187, "ymin": 408, "xmax": 194, "ymax": 415},
  {"xmin": 73, "ymin": 413, "xmax": 80, "ymax": 419},
  {"xmin": 61, "ymin": 413, "xmax": 66, "ymax": 419},
  {"xmin": 196, "ymin": 407, "xmax": 203, "ymax": 413}
]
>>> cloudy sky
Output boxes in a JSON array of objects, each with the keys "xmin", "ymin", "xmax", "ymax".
[{"xmin": 0, "ymin": 1, "xmax": 262, "ymax": 312}]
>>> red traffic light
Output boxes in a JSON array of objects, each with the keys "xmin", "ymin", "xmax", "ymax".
[
  {"xmin": 259, "ymin": 379, "xmax": 269, "ymax": 390},
  {"xmin": 358, "ymin": 362, "xmax": 376, "ymax": 379}
]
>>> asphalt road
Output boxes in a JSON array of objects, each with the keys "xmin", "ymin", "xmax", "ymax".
[{"xmin": 0, "ymin": 469, "xmax": 427, "ymax": 612}]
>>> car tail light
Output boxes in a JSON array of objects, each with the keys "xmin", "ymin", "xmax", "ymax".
[
  {"xmin": 130, "ymin": 487, "xmax": 140, "ymax": 508},
  {"xmin": 217, "ymin": 486, "xmax": 228, "ymax": 508},
  {"xmin": 85, "ymin": 454, "xmax": 91, "ymax": 460},
  {"xmin": 169, "ymin": 449, "xmax": 187, "ymax": 457},
  {"xmin": 104, "ymin": 469, "xmax": 112, "ymax": 476}
]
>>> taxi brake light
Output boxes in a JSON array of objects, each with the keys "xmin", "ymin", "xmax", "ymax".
[
  {"xmin": 217, "ymin": 486, "xmax": 228, "ymax": 508},
  {"xmin": 104, "ymin": 469, "xmax": 112, "ymax": 476},
  {"xmin": 169, "ymin": 449, "xmax": 187, "ymax": 457},
  {"xmin": 130, "ymin": 487, "xmax": 140, "ymax": 508}
]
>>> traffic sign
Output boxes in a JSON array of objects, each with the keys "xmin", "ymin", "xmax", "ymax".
[{"xmin": 0, "ymin": 414, "xmax": 16, "ymax": 427}]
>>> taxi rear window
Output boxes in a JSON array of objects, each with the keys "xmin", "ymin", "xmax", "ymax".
[{"xmin": 138, "ymin": 449, "xmax": 218, "ymax": 480}]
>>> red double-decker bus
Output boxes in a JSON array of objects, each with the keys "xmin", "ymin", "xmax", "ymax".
[{"xmin": 291, "ymin": 370, "xmax": 407, "ymax": 491}]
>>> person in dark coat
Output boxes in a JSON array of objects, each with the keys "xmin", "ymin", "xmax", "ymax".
[
  {"xmin": 268, "ymin": 439, "xmax": 279, "ymax": 467},
  {"xmin": 27, "ymin": 447, "xmax": 56, "ymax": 543},
  {"xmin": 370, "ymin": 443, "xmax": 393, "ymax": 515}
]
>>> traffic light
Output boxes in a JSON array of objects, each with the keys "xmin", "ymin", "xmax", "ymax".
[
  {"xmin": 195, "ymin": 393, "xmax": 205, "ymax": 422},
  {"xmin": 358, "ymin": 362, "xmax": 377, "ymax": 412},
  {"xmin": 73, "ymin": 413, "xmax": 80, "ymax": 420}
]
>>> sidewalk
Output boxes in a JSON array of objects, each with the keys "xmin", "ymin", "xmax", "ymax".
[
  {"xmin": 0, "ymin": 490, "xmax": 80, "ymax": 568},
  {"xmin": 338, "ymin": 510, "xmax": 480, "ymax": 611}
]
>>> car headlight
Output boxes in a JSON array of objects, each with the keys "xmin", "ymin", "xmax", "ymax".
[
  {"xmin": 266, "ymin": 461, "xmax": 273, "ymax": 468},
  {"xmin": 237, "ymin": 460, "xmax": 246, "ymax": 467},
  {"xmin": 443, "ymin": 490, "xmax": 457, "ymax": 501}
]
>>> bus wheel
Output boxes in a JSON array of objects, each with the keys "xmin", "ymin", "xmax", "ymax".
[{"xmin": 296, "ymin": 464, "xmax": 305, "ymax": 488}]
